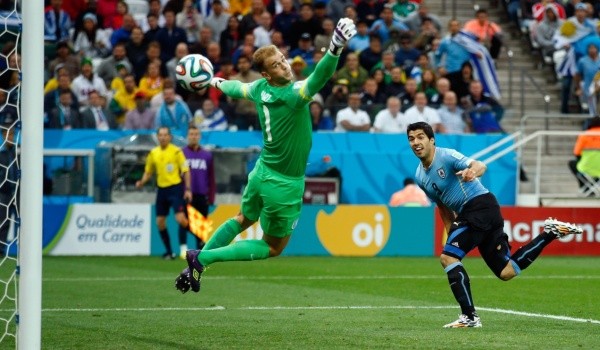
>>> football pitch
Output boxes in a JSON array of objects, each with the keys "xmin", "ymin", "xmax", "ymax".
[{"xmin": 11, "ymin": 256, "xmax": 600, "ymax": 348}]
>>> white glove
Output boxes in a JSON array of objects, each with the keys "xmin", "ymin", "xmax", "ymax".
[
  {"xmin": 329, "ymin": 18, "xmax": 357, "ymax": 56},
  {"xmin": 210, "ymin": 77, "xmax": 225, "ymax": 90}
]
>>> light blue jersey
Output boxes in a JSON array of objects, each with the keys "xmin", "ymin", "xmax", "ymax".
[{"xmin": 414, "ymin": 147, "xmax": 488, "ymax": 213}]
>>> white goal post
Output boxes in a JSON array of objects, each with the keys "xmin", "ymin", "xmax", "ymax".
[{"xmin": 18, "ymin": 0, "xmax": 43, "ymax": 349}]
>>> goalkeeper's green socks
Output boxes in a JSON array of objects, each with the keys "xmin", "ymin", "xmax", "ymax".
[
  {"xmin": 203, "ymin": 218, "xmax": 241, "ymax": 250},
  {"xmin": 199, "ymin": 239, "xmax": 271, "ymax": 266}
]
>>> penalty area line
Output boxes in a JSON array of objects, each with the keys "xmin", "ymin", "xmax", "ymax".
[{"xmin": 35, "ymin": 305, "xmax": 600, "ymax": 324}]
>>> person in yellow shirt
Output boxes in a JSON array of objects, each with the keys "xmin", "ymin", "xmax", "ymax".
[
  {"xmin": 136, "ymin": 127, "xmax": 192, "ymax": 259},
  {"xmin": 138, "ymin": 61, "xmax": 165, "ymax": 100},
  {"xmin": 109, "ymin": 73, "xmax": 139, "ymax": 126}
]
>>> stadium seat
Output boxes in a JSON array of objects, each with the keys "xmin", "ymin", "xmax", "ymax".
[{"xmin": 576, "ymin": 149, "xmax": 600, "ymax": 197}]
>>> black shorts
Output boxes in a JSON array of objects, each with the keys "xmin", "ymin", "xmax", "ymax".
[
  {"xmin": 155, "ymin": 183, "xmax": 186, "ymax": 217},
  {"xmin": 442, "ymin": 193, "xmax": 512, "ymax": 277}
]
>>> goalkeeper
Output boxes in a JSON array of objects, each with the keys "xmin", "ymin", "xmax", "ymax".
[{"xmin": 176, "ymin": 18, "xmax": 357, "ymax": 294}]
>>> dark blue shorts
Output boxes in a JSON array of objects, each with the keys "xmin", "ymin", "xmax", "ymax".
[{"xmin": 155, "ymin": 183, "xmax": 185, "ymax": 217}]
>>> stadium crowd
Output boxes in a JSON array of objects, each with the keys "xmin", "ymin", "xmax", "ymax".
[
  {"xmin": 0, "ymin": 0, "xmax": 595, "ymax": 134},
  {"xmin": 32, "ymin": 0, "xmax": 520, "ymax": 135}
]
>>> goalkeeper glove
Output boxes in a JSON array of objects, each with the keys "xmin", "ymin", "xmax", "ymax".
[
  {"xmin": 210, "ymin": 77, "xmax": 225, "ymax": 90},
  {"xmin": 329, "ymin": 18, "xmax": 357, "ymax": 56}
]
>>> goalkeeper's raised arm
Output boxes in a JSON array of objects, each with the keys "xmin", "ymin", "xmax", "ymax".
[{"xmin": 209, "ymin": 18, "xmax": 357, "ymax": 96}]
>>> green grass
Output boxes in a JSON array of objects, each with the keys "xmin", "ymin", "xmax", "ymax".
[{"xmin": 5, "ymin": 256, "xmax": 600, "ymax": 349}]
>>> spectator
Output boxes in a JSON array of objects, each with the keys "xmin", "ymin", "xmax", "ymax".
[
  {"xmin": 371, "ymin": 50, "xmax": 397, "ymax": 85},
  {"xmin": 208, "ymin": 59, "xmax": 236, "ymax": 112},
  {"xmin": 48, "ymin": 41, "xmax": 80, "ymax": 80},
  {"xmin": 290, "ymin": 56, "xmax": 307, "ymax": 80},
  {"xmin": 110, "ymin": 73, "xmax": 139, "ymax": 125},
  {"xmin": 229, "ymin": 55, "xmax": 262, "ymax": 130},
  {"xmin": 139, "ymin": 61, "xmax": 165, "ymax": 100},
  {"xmin": 313, "ymin": 1, "xmax": 328, "ymax": 26},
  {"xmin": 534, "ymin": 5, "xmax": 564, "ymax": 60},
  {"xmin": 356, "ymin": 0, "xmax": 385, "ymax": 27},
  {"xmin": 273, "ymin": 0, "xmax": 299, "ymax": 47},
  {"xmin": 327, "ymin": 0, "xmax": 354, "ymax": 24},
  {"xmin": 155, "ymin": 86, "xmax": 193, "ymax": 133},
  {"xmin": 177, "ymin": 0, "xmax": 204, "ymax": 44},
  {"xmin": 404, "ymin": 92, "xmax": 445, "ymax": 132},
  {"xmin": 73, "ymin": 13, "xmax": 111, "ymax": 60},
  {"xmin": 44, "ymin": 0, "xmax": 72, "ymax": 44},
  {"xmin": 219, "ymin": 17, "xmax": 242, "ymax": 59},
  {"xmin": 289, "ymin": 3, "xmax": 322, "ymax": 50},
  {"xmin": 335, "ymin": 53, "xmax": 369, "ymax": 93},
  {"xmin": 239, "ymin": 0, "xmax": 263, "ymax": 38},
  {"xmin": 408, "ymin": 53, "xmax": 432, "ymax": 85},
  {"xmin": 310, "ymin": 101, "xmax": 335, "ymax": 131},
  {"xmin": 155, "ymin": 9, "xmax": 188, "ymax": 63},
  {"xmin": 44, "ymin": 71, "xmax": 79, "ymax": 118},
  {"xmin": 429, "ymin": 77, "xmax": 451, "ymax": 108},
  {"xmin": 359, "ymin": 34, "xmax": 384, "ymax": 73},
  {"xmin": 143, "ymin": 13, "xmax": 161, "ymax": 46},
  {"xmin": 140, "ymin": 0, "xmax": 165, "ymax": 33},
  {"xmin": 125, "ymin": 27, "xmax": 147, "ymax": 70},
  {"xmin": 325, "ymin": 79, "xmax": 350, "ymax": 118},
  {"xmin": 110, "ymin": 14, "xmax": 136, "ymax": 47},
  {"xmin": 437, "ymin": 91, "xmax": 468, "ymax": 134},
  {"xmin": 0, "ymin": 91, "xmax": 18, "ymax": 127},
  {"xmin": 371, "ymin": 68, "xmax": 387, "ymax": 92},
  {"xmin": 399, "ymin": 77, "xmax": 418, "ymax": 112},
  {"xmin": 289, "ymin": 33, "xmax": 315, "ymax": 66},
  {"xmin": 574, "ymin": 42, "xmax": 600, "ymax": 116},
  {"xmin": 347, "ymin": 20, "xmax": 371, "ymax": 52},
  {"xmin": 385, "ymin": 66, "xmax": 407, "ymax": 97},
  {"xmin": 568, "ymin": 116, "xmax": 600, "ymax": 193},
  {"xmin": 395, "ymin": 32, "xmax": 421, "ymax": 72},
  {"xmin": 389, "ymin": 178, "xmax": 431, "ymax": 207},
  {"xmin": 107, "ymin": 0, "xmax": 128, "ymax": 31},
  {"xmin": 435, "ymin": 19, "xmax": 472, "ymax": 92},
  {"xmin": 253, "ymin": 11, "xmax": 273, "ymax": 48},
  {"xmin": 360, "ymin": 78, "xmax": 387, "ymax": 118},
  {"xmin": 72, "ymin": 58, "xmax": 108, "ymax": 109},
  {"xmin": 462, "ymin": 80, "xmax": 504, "ymax": 133},
  {"xmin": 192, "ymin": 99, "xmax": 228, "ymax": 131},
  {"xmin": 205, "ymin": 0, "xmax": 231, "ymax": 42},
  {"xmin": 96, "ymin": 43, "xmax": 133, "ymax": 88},
  {"xmin": 335, "ymin": 92, "xmax": 372, "ymax": 132},
  {"xmin": 185, "ymin": 84, "xmax": 211, "ymax": 116},
  {"xmin": 373, "ymin": 96, "xmax": 405, "ymax": 133},
  {"xmin": 314, "ymin": 18, "xmax": 335, "ymax": 53},
  {"xmin": 418, "ymin": 69, "xmax": 438, "ymax": 100},
  {"xmin": 72, "ymin": 0, "xmax": 105, "ymax": 42},
  {"xmin": 404, "ymin": 3, "xmax": 442, "ymax": 34},
  {"xmin": 369, "ymin": 5, "xmax": 409, "ymax": 44},
  {"xmin": 124, "ymin": 91, "xmax": 156, "ymax": 130},
  {"xmin": 453, "ymin": 61, "xmax": 475, "ymax": 101},
  {"xmin": 463, "ymin": 8, "xmax": 503, "ymax": 59},
  {"xmin": 413, "ymin": 17, "xmax": 440, "ymax": 52},
  {"xmin": 109, "ymin": 63, "xmax": 131, "ymax": 94},
  {"xmin": 80, "ymin": 90, "xmax": 118, "ymax": 130},
  {"xmin": 47, "ymin": 90, "xmax": 83, "ymax": 129}
]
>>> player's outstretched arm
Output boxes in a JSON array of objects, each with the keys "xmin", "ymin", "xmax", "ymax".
[
  {"xmin": 304, "ymin": 18, "xmax": 357, "ymax": 97},
  {"xmin": 209, "ymin": 77, "xmax": 250, "ymax": 100}
]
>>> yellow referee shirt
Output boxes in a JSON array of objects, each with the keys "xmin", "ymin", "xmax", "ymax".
[{"xmin": 144, "ymin": 144, "xmax": 189, "ymax": 188}]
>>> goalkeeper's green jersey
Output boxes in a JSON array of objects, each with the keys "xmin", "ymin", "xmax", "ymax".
[{"xmin": 219, "ymin": 52, "xmax": 340, "ymax": 177}]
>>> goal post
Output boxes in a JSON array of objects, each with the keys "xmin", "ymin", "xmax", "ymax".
[{"xmin": 18, "ymin": 0, "xmax": 43, "ymax": 349}]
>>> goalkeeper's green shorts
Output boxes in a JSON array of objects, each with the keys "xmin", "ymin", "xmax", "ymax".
[{"xmin": 241, "ymin": 159, "xmax": 304, "ymax": 238}]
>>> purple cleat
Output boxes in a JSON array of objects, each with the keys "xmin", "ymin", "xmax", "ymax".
[{"xmin": 185, "ymin": 249, "xmax": 204, "ymax": 293}]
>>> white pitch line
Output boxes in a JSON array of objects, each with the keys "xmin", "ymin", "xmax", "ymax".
[
  {"xmin": 32, "ymin": 305, "xmax": 600, "ymax": 325},
  {"xmin": 42, "ymin": 275, "xmax": 600, "ymax": 282}
]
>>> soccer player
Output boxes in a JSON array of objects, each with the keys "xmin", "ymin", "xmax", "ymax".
[
  {"xmin": 175, "ymin": 18, "xmax": 357, "ymax": 294},
  {"xmin": 136, "ymin": 127, "xmax": 192, "ymax": 260},
  {"xmin": 406, "ymin": 122, "xmax": 583, "ymax": 328},
  {"xmin": 180, "ymin": 125, "xmax": 216, "ymax": 255}
]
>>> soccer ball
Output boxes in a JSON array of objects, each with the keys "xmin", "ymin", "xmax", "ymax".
[{"xmin": 175, "ymin": 54, "xmax": 214, "ymax": 91}]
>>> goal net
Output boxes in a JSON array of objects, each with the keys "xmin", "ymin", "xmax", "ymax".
[{"xmin": 0, "ymin": 0, "xmax": 21, "ymax": 347}]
